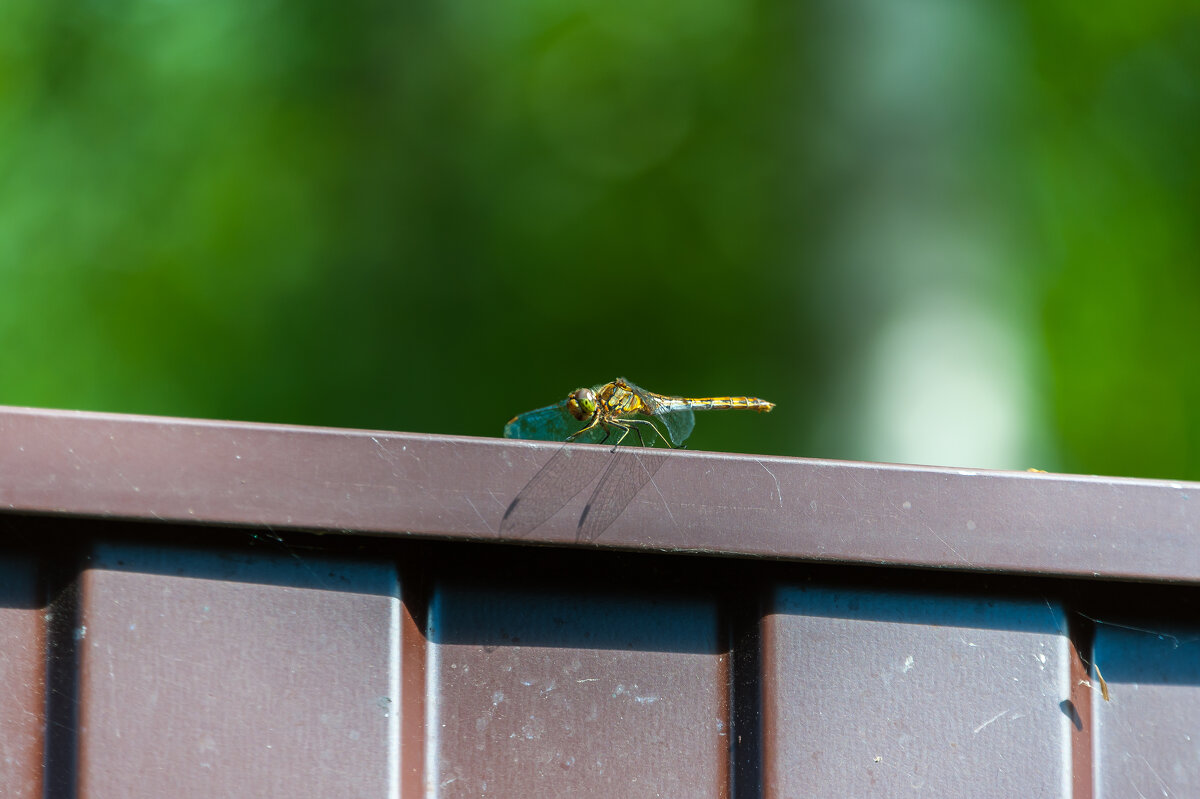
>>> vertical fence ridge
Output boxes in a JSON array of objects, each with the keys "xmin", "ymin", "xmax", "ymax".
[
  {"xmin": 1067, "ymin": 608, "xmax": 1096, "ymax": 799},
  {"xmin": 42, "ymin": 544, "xmax": 83, "ymax": 799},
  {"xmin": 728, "ymin": 588, "xmax": 764, "ymax": 799}
]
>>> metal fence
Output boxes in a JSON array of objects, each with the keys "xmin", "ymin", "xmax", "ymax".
[{"xmin": 2, "ymin": 406, "xmax": 1198, "ymax": 797}]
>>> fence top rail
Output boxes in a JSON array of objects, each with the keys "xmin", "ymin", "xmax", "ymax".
[{"xmin": 1, "ymin": 405, "xmax": 1196, "ymax": 583}]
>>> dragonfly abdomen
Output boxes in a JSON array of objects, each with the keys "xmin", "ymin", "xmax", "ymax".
[{"xmin": 655, "ymin": 396, "xmax": 775, "ymax": 413}]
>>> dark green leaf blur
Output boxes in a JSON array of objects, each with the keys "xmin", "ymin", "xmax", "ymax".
[{"xmin": 3, "ymin": 0, "xmax": 1198, "ymax": 478}]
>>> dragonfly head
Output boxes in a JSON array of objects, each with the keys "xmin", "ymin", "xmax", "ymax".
[{"xmin": 565, "ymin": 387, "xmax": 598, "ymax": 422}]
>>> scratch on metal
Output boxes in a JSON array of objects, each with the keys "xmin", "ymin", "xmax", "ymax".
[
  {"xmin": 973, "ymin": 709, "xmax": 1008, "ymax": 734},
  {"xmin": 463, "ymin": 496, "xmax": 495, "ymax": 534},
  {"xmin": 756, "ymin": 460, "xmax": 784, "ymax": 508}
]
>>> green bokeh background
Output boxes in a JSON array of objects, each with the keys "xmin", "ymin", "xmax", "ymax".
[{"xmin": 2, "ymin": 0, "xmax": 1198, "ymax": 478}]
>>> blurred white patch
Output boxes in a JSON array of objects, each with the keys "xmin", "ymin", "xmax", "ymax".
[{"xmin": 860, "ymin": 295, "xmax": 1032, "ymax": 469}]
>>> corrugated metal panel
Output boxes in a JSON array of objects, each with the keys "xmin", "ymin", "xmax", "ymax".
[
  {"xmin": 428, "ymin": 585, "xmax": 727, "ymax": 797},
  {"xmin": 762, "ymin": 587, "xmax": 1072, "ymax": 797},
  {"xmin": 0, "ymin": 555, "xmax": 45, "ymax": 799},
  {"xmin": 1092, "ymin": 620, "xmax": 1200, "ymax": 798},
  {"xmin": 76, "ymin": 544, "xmax": 403, "ymax": 798},
  {"xmin": 3, "ymin": 406, "xmax": 1200, "ymax": 797}
]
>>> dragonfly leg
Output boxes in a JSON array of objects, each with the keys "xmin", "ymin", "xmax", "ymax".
[
  {"xmin": 606, "ymin": 423, "xmax": 633, "ymax": 451},
  {"xmin": 626, "ymin": 424, "xmax": 646, "ymax": 448},
  {"xmin": 621, "ymin": 417, "xmax": 676, "ymax": 449},
  {"xmin": 565, "ymin": 416, "xmax": 603, "ymax": 443},
  {"xmin": 563, "ymin": 415, "xmax": 673, "ymax": 449}
]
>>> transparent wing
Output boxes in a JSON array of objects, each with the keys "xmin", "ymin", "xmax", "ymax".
[
  {"xmin": 500, "ymin": 444, "xmax": 608, "ymax": 537},
  {"xmin": 655, "ymin": 406, "xmax": 694, "ymax": 448},
  {"xmin": 576, "ymin": 448, "xmax": 669, "ymax": 543},
  {"xmin": 627, "ymin": 382, "xmax": 695, "ymax": 447},
  {"xmin": 504, "ymin": 402, "xmax": 605, "ymax": 444}
]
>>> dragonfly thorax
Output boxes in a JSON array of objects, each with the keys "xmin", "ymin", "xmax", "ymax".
[{"xmin": 565, "ymin": 387, "xmax": 599, "ymax": 422}]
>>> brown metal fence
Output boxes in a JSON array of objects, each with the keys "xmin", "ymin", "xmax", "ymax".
[{"xmin": 2, "ymin": 405, "xmax": 1199, "ymax": 797}]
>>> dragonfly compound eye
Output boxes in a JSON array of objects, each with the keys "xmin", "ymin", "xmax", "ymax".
[{"xmin": 565, "ymin": 388, "xmax": 598, "ymax": 421}]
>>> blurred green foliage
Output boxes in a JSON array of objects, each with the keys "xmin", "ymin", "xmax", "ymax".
[{"xmin": 1, "ymin": 0, "xmax": 1198, "ymax": 478}]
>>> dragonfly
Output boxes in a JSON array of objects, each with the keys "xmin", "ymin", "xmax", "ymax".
[{"xmin": 501, "ymin": 378, "xmax": 774, "ymax": 541}]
